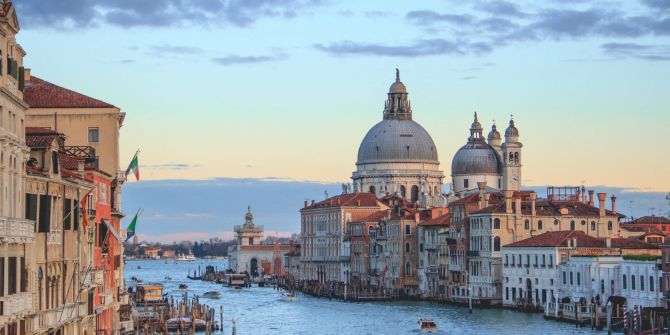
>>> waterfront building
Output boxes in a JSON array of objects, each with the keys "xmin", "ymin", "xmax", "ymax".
[
  {"xmin": 23, "ymin": 72, "xmax": 129, "ymax": 335},
  {"xmin": 348, "ymin": 210, "xmax": 387, "ymax": 293},
  {"xmin": 24, "ymin": 127, "xmax": 97, "ymax": 334},
  {"xmin": 351, "ymin": 70, "xmax": 446, "ymax": 207},
  {"xmin": 143, "ymin": 247, "xmax": 161, "ymax": 259},
  {"xmin": 502, "ymin": 230, "xmax": 659, "ymax": 309},
  {"xmin": 468, "ymin": 186, "xmax": 626, "ymax": 306},
  {"xmin": 228, "ymin": 208, "xmax": 290, "ymax": 277},
  {"xmin": 283, "ymin": 242, "xmax": 301, "ymax": 284},
  {"xmin": 417, "ymin": 211, "xmax": 449, "ymax": 299},
  {"xmin": 0, "ymin": 3, "xmax": 33, "ymax": 333},
  {"xmin": 300, "ymin": 193, "xmax": 384, "ymax": 289}
]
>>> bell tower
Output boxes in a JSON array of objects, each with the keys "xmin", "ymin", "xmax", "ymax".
[{"xmin": 502, "ymin": 117, "xmax": 522, "ymax": 191}]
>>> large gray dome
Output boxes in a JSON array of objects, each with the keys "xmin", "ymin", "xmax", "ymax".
[
  {"xmin": 357, "ymin": 119, "xmax": 438, "ymax": 164},
  {"xmin": 451, "ymin": 142, "xmax": 502, "ymax": 175}
]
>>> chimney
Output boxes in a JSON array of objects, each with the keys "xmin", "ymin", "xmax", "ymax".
[
  {"xmin": 477, "ymin": 182, "xmax": 487, "ymax": 209},
  {"xmin": 597, "ymin": 193, "xmax": 607, "ymax": 217},
  {"xmin": 530, "ymin": 191, "xmax": 537, "ymax": 216},
  {"xmin": 514, "ymin": 195, "xmax": 522, "ymax": 215},
  {"xmin": 415, "ymin": 212, "xmax": 420, "ymax": 223},
  {"xmin": 505, "ymin": 190, "xmax": 514, "ymax": 214},
  {"xmin": 311, "ymin": 200, "xmax": 315, "ymax": 206},
  {"xmin": 581, "ymin": 186, "xmax": 586, "ymax": 203},
  {"xmin": 611, "ymin": 195, "xmax": 617, "ymax": 213},
  {"xmin": 484, "ymin": 193, "xmax": 491, "ymax": 207},
  {"xmin": 25, "ymin": 68, "xmax": 31, "ymax": 81},
  {"xmin": 304, "ymin": 200, "xmax": 308, "ymax": 208},
  {"xmin": 605, "ymin": 238, "xmax": 611, "ymax": 249},
  {"xmin": 588, "ymin": 190, "xmax": 594, "ymax": 206}
]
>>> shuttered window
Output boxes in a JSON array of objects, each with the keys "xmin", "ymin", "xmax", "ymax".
[
  {"xmin": 8, "ymin": 257, "xmax": 16, "ymax": 295},
  {"xmin": 0, "ymin": 257, "xmax": 4, "ymax": 297},
  {"xmin": 38, "ymin": 195, "xmax": 51, "ymax": 233},
  {"xmin": 63, "ymin": 199, "xmax": 72, "ymax": 230},
  {"xmin": 73, "ymin": 200, "xmax": 80, "ymax": 231},
  {"xmin": 25, "ymin": 194, "xmax": 38, "ymax": 223}
]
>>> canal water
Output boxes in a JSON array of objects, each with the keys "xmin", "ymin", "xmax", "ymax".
[{"xmin": 126, "ymin": 259, "xmax": 605, "ymax": 335}]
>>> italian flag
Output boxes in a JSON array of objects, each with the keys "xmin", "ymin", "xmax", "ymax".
[
  {"xmin": 125, "ymin": 210, "xmax": 139, "ymax": 242},
  {"xmin": 125, "ymin": 152, "xmax": 140, "ymax": 181}
]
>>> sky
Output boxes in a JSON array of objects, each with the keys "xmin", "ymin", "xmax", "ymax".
[{"xmin": 13, "ymin": 0, "xmax": 670, "ymax": 241}]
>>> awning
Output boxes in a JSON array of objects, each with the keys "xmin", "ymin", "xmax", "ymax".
[{"xmin": 103, "ymin": 220, "xmax": 123, "ymax": 242}]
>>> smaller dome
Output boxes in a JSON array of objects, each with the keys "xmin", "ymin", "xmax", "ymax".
[
  {"xmin": 389, "ymin": 81, "xmax": 407, "ymax": 94},
  {"xmin": 505, "ymin": 119, "xmax": 519, "ymax": 138},
  {"xmin": 451, "ymin": 142, "xmax": 502, "ymax": 175},
  {"xmin": 487, "ymin": 124, "xmax": 501, "ymax": 141},
  {"xmin": 244, "ymin": 206, "xmax": 254, "ymax": 225}
]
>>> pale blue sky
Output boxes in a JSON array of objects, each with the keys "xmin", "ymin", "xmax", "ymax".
[{"xmin": 13, "ymin": 1, "xmax": 670, "ymax": 239}]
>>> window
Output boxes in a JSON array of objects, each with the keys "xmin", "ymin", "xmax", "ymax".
[
  {"xmin": 542, "ymin": 255, "xmax": 546, "ymax": 267},
  {"xmin": 534, "ymin": 255, "xmax": 538, "ymax": 267},
  {"xmin": 511, "ymin": 255, "xmax": 515, "ymax": 266},
  {"xmin": 570, "ymin": 272, "xmax": 573, "ymax": 285},
  {"xmin": 554, "ymin": 219, "xmax": 559, "ymax": 226},
  {"xmin": 38, "ymin": 195, "xmax": 52, "ymax": 233},
  {"xmin": 525, "ymin": 255, "xmax": 530, "ymax": 268},
  {"xmin": 517, "ymin": 254, "xmax": 521, "ymax": 267},
  {"xmin": 562, "ymin": 271, "xmax": 566, "ymax": 285},
  {"xmin": 601, "ymin": 279, "xmax": 605, "ymax": 294},
  {"xmin": 538, "ymin": 220, "xmax": 543, "ymax": 230},
  {"xmin": 464, "ymin": 179, "xmax": 469, "ymax": 189},
  {"xmin": 411, "ymin": 185, "xmax": 419, "ymax": 202},
  {"xmin": 0, "ymin": 258, "xmax": 3, "ymax": 297},
  {"xmin": 623, "ymin": 275, "xmax": 627, "ymax": 289},
  {"xmin": 405, "ymin": 262, "xmax": 411, "ymax": 276},
  {"xmin": 570, "ymin": 221, "xmax": 575, "ymax": 231},
  {"xmin": 650, "ymin": 276, "xmax": 654, "ymax": 292},
  {"xmin": 608, "ymin": 221, "xmax": 613, "ymax": 231},
  {"xmin": 8, "ymin": 257, "xmax": 16, "ymax": 295},
  {"xmin": 640, "ymin": 275, "xmax": 645, "ymax": 291},
  {"xmin": 88, "ymin": 127, "xmax": 100, "ymax": 143},
  {"xmin": 577, "ymin": 272, "xmax": 581, "ymax": 286},
  {"xmin": 369, "ymin": 185, "xmax": 376, "ymax": 194},
  {"xmin": 494, "ymin": 218, "xmax": 500, "ymax": 229},
  {"xmin": 494, "ymin": 236, "xmax": 501, "ymax": 252},
  {"xmin": 632, "ymin": 275, "xmax": 636, "ymax": 290},
  {"xmin": 504, "ymin": 255, "xmax": 508, "ymax": 267},
  {"xmin": 549, "ymin": 255, "xmax": 553, "ymax": 267},
  {"xmin": 52, "ymin": 151, "xmax": 59, "ymax": 174},
  {"xmin": 405, "ymin": 243, "xmax": 410, "ymax": 253},
  {"xmin": 524, "ymin": 220, "xmax": 529, "ymax": 230},
  {"xmin": 405, "ymin": 224, "xmax": 411, "ymax": 236}
]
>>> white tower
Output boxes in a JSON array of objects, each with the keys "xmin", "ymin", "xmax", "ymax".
[{"xmin": 502, "ymin": 117, "xmax": 522, "ymax": 191}]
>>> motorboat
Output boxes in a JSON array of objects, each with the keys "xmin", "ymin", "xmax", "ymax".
[
  {"xmin": 166, "ymin": 317, "xmax": 207, "ymax": 331},
  {"xmin": 176, "ymin": 254, "xmax": 196, "ymax": 261},
  {"xmin": 283, "ymin": 292, "xmax": 296, "ymax": 302},
  {"xmin": 164, "ymin": 276, "xmax": 172, "ymax": 281},
  {"xmin": 203, "ymin": 291, "xmax": 221, "ymax": 299},
  {"xmin": 178, "ymin": 284, "xmax": 188, "ymax": 291},
  {"xmin": 419, "ymin": 319, "xmax": 437, "ymax": 333}
]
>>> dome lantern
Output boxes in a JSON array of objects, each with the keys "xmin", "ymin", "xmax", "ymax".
[{"xmin": 383, "ymin": 69, "xmax": 412, "ymax": 121}]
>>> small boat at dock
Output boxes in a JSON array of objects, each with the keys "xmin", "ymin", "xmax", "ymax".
[
  {"xmin": 283, "ymin": 292, "xmax": 296, "ymax": 302},
  {"xmin": 203, "ymin": 291, "xmax": 220, "ymax": 299},
  {"xmin": 419, "ymin": 319, "xmax": 437, "ymax": 333}
]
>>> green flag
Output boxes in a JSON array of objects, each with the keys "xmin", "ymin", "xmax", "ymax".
[
  {"xmin": 125, "ymin": 152, "xmax": 139, "ymax": 181},
  {"xmin": 125, "ymin": 212, "xmax": 138, "ymax": 242}
]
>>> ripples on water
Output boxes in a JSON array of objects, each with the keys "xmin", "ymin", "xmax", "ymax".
[{"xmin": 126, "ymin": 260, "xmax": 605, "ymax": 335}]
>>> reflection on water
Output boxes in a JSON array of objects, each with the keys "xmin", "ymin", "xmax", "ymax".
[{"xmin": 126, "ymin": 260, "xmax": 604, "ymax": 335}]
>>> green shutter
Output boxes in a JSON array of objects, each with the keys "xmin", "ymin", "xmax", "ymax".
[{"xmin": 18, "ymin": 66, "xmax": 24, "ymax": 91}]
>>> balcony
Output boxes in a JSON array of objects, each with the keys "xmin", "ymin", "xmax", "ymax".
[
  {"xmin": 0, "ymin": 293, "xmax": 32, "ymax": 317},
  {"xmin": 234, "ymin": 225, "xmax": 264, "ymax": 233},
  {"xmin": 425, "ymin": 243, "xmax": 439, "ymax": 251},
  {"xmin": 0, "ymin": 218, "xmax": 35, "ymax": 243},
  {"xmin": 97, "ymin": 291, "xmax": 115, "ymax": 311},
  {"xmin": 466, "ymin": 250, "xmax": 480, "ymax": 257},
  {"xmin": 27, "ymin": 301, "xmax": 88, "ymax": 333},
  {"xmin": 426, "ymin": 265, "xmax": 439, "ymax": 274}
]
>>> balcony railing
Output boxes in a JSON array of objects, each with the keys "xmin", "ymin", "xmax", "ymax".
[
  {"xmin": 0, "ymin": 218, "xmax": 35, "ymax": 243},
  {"xmin": 466, "ymin": 250, "xmax": 480, "ymax": 257},
  {"xmin": 425, "ymin": 244, "xmax": 439, "ymax": 251},
  {"xmin": 0, "ymin": 293, "xmax": 32, "ymax": 317},
  {"xmin": 234, "ymin": 225, "xmax": 264, "ymax": 232},
  {"xmin": 27, "ymin": 301, "xmax": 88, "ymax": 333}
]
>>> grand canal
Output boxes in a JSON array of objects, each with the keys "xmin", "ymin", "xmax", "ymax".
[{"xmin": 126, "ymin": 259, "xmax": 606, "ymax": 335}]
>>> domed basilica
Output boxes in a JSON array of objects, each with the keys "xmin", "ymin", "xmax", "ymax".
[{"xmin": 352, "ymin": 70, "xmax": 523, "ymax": 206}]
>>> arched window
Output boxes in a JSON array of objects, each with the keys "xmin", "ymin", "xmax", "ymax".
[
  {"xmin": 405, "ymin": 262, "xmax": 411, "ymax": 276},
  {"xmin": 514, "ymin": 152, "xmax": 519, "ymax": 163},
  {"xmin": 399, "ymin": 185, "xmax": 406, "ymax": 198},
  {"xmin": 591, "ymin": 221, "xmax": 596, "ymax": 231},
  {"xmin": 405, "ymin": 243, "xmax": 410, "ymax": 253},
  {"xmin": 494, "ymin": 236, "xmax": 501, "ymax": 251},
  {"xmin": 524, "ymin": 219, "xmax": 530, "ymax": 230},
  {"xmin": 369, "ymin": 185, "xmax": 376, "ymax": 195},
  {"xmin": 570, "ymin": 221, "xmax": 575, "ymax": 231},
  {"xmin": 494, "ymin": 218, "xmax": 500, "ymax": 229},
  {"xmin": 608, "ymin": 221, "xmax": 613, "ymax": 231},
  {"xmin": 411, "ymin": 185, "xmax": 419, "ymax": 202},
  {"xmin": 538, "ymin": 220, "xmax": 543, "ymax": 230}
]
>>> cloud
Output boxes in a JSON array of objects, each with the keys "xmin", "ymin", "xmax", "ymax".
[
  {"xmin": 183, "ymin": 212, "xmax": 217, "ymax": 219},
  {"xmin": 212, "ymin": 53, "xmax": 286, "ymax": 65},
  {"xmin": 150, "ymin": 44, "xmax": 204, "ymax": 55},
  {"xmin": 142, "ymin": 163, "xmax": 202, "ymax": 170},
  {"xmin": 476, "ymin": 1, "xmax": 527, "ymax": 18},
  {"xmin": 16, "ymin": 0, "xmax": 327, "ymax": 29},
  {"xmin": 601, "ymin": 42, "xmax": 670, "ymax": 60},
  {"xmin": 315, "ymin": 39, "xmax": 492, "ymax": 57},
  {"xmin": 406, "ymin": 10, "xmax": 475, "ymax": 26}
]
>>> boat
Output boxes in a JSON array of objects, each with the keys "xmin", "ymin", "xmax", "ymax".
[
  {"xmin": 176, "ymin": 254, "xmax": 196, "ymax": 261},
  {"xmin": 186, "ymin": 275, "xmax": 201, "ymax": 280},
  {"xmin": 283, "ymin": 292, "xmax": 296, "ymax": 302},
  {"xmin": 164, "ymin": 276, "xmax": 172, "ymax": 281},
  {"xmin": 223, "ymin": 274, "xmax": 247, "ymax": 288},
  {"xmin": 203, "ymin": 291, "xmax": 221, "ymax": 299},
  {"xmin": 418, "ymin": 319, "xmax": 437, "ymax": 333},
  {"xmin": 179, "ymin": 284, "xmax": 188, "ymax": 291},
  {"xmin": 166, "ymin": 317, "xmax": 207, "ymax": 331}
]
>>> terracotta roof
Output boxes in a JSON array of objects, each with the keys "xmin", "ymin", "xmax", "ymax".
[
  {"xmin": 303, "ymin": 192, "xmax": 379, "ymax": 210},
  {"xmin": 419, "ymin": 214, "xmax": 449, "ymax": 227},
  {"xmin": 627, "ymin": 216, "xmax": 670, "ymax": 225},
  {"xmin": 473, "ymin": 198, "xmax": 624, "ymax": 218},
  {"xmin": 450, "ymin": 191, "xmax": 505, "ymax": 206},
  {"xmin": 24, "ymin": 76, "xmax": 115, "ymax": 109},
  {"xmin": 621, "ymin": 225, "xmax": 663, "ymax": 234},
  {"xmin": 505, "ymin": 230, "xmax": 659, "ymax": 250},
  {"xmin": 352, "ymin": 210, "xmax": 389, "ymax": 223},
  {"xmin": 25, "ymin": 128, "xmax": 62, "ymax": 148}
]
